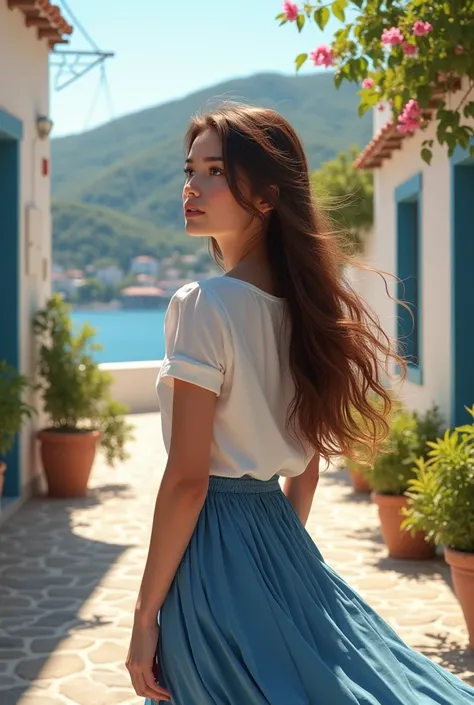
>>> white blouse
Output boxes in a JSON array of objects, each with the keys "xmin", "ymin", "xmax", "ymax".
[{"xmin": 156, "ymin": 276, "xmax": 314, "ymax": 481}]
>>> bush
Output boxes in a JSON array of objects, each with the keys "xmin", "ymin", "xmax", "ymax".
[
  {"xmin": 33, "ymin": 295, "xmax": 134, "ymax": 466},
  {"xmin": 368, "ymin": 405, "xmax": 445, "ymax": 496},
  {"xmin": 0, "ymin": 361, "xmax": 35, "ymax": 458},
  {"xmin": 402, "ymin": 409, "xmax": 474, "ymax": 553}
]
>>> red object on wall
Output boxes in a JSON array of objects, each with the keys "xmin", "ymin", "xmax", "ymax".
[{"xmin": 42, "ymin": 158, "xmax": 49, "ymax": 176}]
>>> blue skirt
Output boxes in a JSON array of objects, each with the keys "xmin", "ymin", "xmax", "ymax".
[{"xmin": 148, "ymin": 475, "xmax": 474, "ymax": 704}]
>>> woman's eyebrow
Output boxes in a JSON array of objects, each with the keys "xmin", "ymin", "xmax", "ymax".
[{"xmin": 185, "ymin": 156, "xmax": 224, "ymax": 163}]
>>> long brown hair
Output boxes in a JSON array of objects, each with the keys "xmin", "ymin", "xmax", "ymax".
[{"xmin": 186, "ymin": 103, "xmax": 404, "ymax": 464}]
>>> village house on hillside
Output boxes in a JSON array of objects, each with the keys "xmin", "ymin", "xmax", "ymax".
[
  {"xmin": 353, "ymin": 78, "xmax": 474, "ymax": 428},
  {"xmin": 0, "ymin": 0, "xmax": 73, "ymax": 510}
]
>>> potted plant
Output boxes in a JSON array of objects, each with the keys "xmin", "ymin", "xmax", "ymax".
[
  {"xmin": 368, "ymin": 404, "xmax": 444, "ymax": 560},
  {"xmin": 33, "ymin": 295, "xmax": 134, "ymax": 498},
  {"xmin": 0, "ymin": 361, "xmax": 35, "ymax": 498},
  {"xmin": 402, "ymin": 410, "xmax": 474, "ymax": 647},
  {"xmin": 345, "ymin": 456, "xmax": 372, "ymax": 493},
  {"xmin": 344, "ymin": 392, "xmax": 396, "ymax": 494}
]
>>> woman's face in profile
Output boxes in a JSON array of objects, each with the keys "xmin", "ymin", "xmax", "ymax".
[{"xmin": 182, "ymin": 128, "xmax": 254, "ymax": 240}]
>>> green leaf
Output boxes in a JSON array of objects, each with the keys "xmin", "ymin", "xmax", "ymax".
[
  {"xmin": 334, "ymin": 70, "xmax": 344, "ymax": 88},
  {"xmin": 463, "ymin": 101, "xmax": 474, "ymax": 119},
  {"xmin": 332, "ymin": 0, "xmax": 347, "ymax": 22},
  {"xmin": 275, "ymin": 12, "xmax": 287, "ymax": 25},
  {"xmin": 421, "ymin": 148, "xmax": 433, "ymax": 165},
  {"xmin": 296, "ymin": 13, "xmax": 305, "ymax": 32},
  {"xmin": 392, "ymin": 94, "xmax": 404, "ymax": 112},
  {"xmin": 417, "ymin": 84, "xmax": 432, "ymax": 109},
  {"xmin": 314, "ymin": 6, "xmax": 330, "ymax": 30},
  {"xmin": 295, "ymin": 53, "xmax": 308, "ymax": 71}
]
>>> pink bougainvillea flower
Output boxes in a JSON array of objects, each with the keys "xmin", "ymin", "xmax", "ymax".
[
  {"xmin": 282, "ymin": 1, "xmax": 299, "ymax": 21},
  {"xmin": 397, "ymin": 99, "xmax": 422, "ymax": 133},
  {"xmin": 455, "ymin": 45, "xmax": 464, "ymax": 55},
  {"xmin": 402, "ymin": 41, "xmax": 418, "ymax": 56},
  {"xmin": 310, "ymin": 45, "xmax": 334, "ymax": 68},
  {"xmin": 362, "ymin": 78, "xmax": 375, "ymax": 89},
  {"xmin": 378, "ymin": 104, "xmax": 385, "ymax": 112},
  {"xmin": 413, "ymin": 20, "xmax": 433, "ymax": 36},
  {"xmin": 381, "ymin": 27, "xmax": 404, "ymax": 46}
]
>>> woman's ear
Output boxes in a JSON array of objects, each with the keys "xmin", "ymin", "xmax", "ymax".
[{"xmin": 257, "ymin": 185, "xmax": 279, "ymax": 215}]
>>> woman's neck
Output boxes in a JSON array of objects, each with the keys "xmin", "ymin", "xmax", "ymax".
[{"xmin": 222, "ymin": 242, "xmax": 281, "ymax": 298}]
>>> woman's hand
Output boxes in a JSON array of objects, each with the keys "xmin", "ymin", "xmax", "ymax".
[{"xmin": 125, "ymin": 619, "xmax": 171, "ymax": 702}]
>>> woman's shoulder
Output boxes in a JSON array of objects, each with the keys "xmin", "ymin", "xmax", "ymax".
[
  {"xmin": 167, "ymin": 277, "xmax": 231, "ymax": 328},
  {"xmin": 171, "ymin": 276, "xmax": 235, "ymax": 310}
]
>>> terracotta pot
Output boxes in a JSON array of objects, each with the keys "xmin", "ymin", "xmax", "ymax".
[
  {"xmin": 0, "ymin": 461, "xmax": 6, "ymax": 499},
  {"xmin": 37, "ymin": 429, "xmax": 100, "ymax": 498},
  {"xmin": 348, "ymin": 468, "xmax": 371, "ymax": 494},
  {"xmin": 372, "ymin": 492, "xmax": 436, "ymax": 560},
  {"xmin": 445, "ymin": 547, "xmax": 474, "ymax": 649}
]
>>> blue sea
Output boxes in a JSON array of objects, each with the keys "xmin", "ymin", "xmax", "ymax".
[{"xmin": 70, "ymin": 309, "xmax": 167, "ymax": 363}]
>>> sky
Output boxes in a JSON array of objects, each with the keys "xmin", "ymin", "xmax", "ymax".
[{"xmin": 50, "ymin": 0, "xmax": 338, "ymax": 137}]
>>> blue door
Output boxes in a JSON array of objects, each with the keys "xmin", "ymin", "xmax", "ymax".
[
  {"xmin": 451, "ymin": 144, "xmax": 474, "ymax": 427},
  {"xmin": 0, "ymin": 108, "xmax": 22, "ymax": 498}
]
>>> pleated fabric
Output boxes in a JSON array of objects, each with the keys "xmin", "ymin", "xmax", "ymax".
[{"xmin": 146, "ymin": 475, "xmax": 474, "ymax": 704}]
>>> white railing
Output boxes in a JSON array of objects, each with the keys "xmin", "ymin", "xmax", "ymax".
[{"xmin": 99, "ymin": 360, "xmax": 162, "ymax": 414}]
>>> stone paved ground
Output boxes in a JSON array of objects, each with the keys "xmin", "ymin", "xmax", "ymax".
[{"xmin": 0, "ymin": 412, "xmax": 473, "ymax": 705}]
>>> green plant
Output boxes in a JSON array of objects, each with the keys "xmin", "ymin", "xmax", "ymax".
[
  {"xmin": 368, "ymin": 405, "xmax": 445, "ymax": 495},
  {"xmin": 402, "ymin": 408, "xmax": 474, "ymax": 552},
  {"xmin": 0, "ymin": 361, "xmax": 35, "ymax": 458},
  {"xmin": 343, "ymin": 390, "xmax": 397, "ymax": 472},
  {"xmin": 311, "ymin": 145, "xmax": 373, "ymax": 255},
  {"xmin": 33, "ymin": 294, "xmax": 134, "ymax": 465},
  {"xmin": 277, "ymin": 1, "xmax": 474, "ymax": 162}
]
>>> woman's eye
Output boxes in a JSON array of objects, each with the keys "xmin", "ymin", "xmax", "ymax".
[
  {"xmin": 210, "ymin": 167, "xmax": 224, "ymax": 176},
  {"xmin": 183, "ymin": 167, "xmax": 194, "ymax": 177}
]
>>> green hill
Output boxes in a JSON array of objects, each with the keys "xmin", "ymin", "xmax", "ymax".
[
  {"xmin": 51, "ymin": 71, "xmax": 371, "ymax": 268},
  {"xmin": 52, "ymin": 201, "xmax": 192, "ymax": 271}
]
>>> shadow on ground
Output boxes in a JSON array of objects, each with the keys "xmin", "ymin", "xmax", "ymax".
[
  {"xmin": 0, "ymin": 483, "xmax": 131, "ymax": 704},
  {"xmin": 420, "ymin": 633, "xmax": 474, "ymax": 686},
  {"xmin": 323, "ymin": 465, "xmax": 373, "ymax": 504}
]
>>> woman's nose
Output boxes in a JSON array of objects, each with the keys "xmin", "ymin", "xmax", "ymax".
[{"xmin": 184, "ymin": 177, "xmax": 200, "ymax": 198}]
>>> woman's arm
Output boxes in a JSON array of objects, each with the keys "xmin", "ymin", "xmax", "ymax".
[
  {"xmin": 126, "ymin": 378, "xmax": 217, "ymax": 701},
  {"xmin": 282, "ymin": 452, "xmax": 320, "ymax": 526}
]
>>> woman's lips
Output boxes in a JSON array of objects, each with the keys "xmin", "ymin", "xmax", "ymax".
[{"xmin": 184, "ymin": 207, "xmax": 205, "ymax": 218}]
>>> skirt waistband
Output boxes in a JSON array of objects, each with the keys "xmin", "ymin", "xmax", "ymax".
[{"xmin": 208, "ymin": 475, "xmax": 280, "ymax": 494}]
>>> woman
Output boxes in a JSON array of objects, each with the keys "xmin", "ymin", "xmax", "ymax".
[{"xmin": 126, "ymin": 104, "xmax": 474, "ymax": 704}]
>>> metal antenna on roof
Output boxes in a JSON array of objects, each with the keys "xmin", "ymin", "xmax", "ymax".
[{"xmin": 49, "ymin": 0, "xmax": 114, "ymax": 91}]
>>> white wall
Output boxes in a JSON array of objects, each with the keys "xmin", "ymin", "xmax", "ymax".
[
  {"xmin": 354, "ymin": 83, "xmax": 474, "ymax": 426},
  {"xmin": 0, "ymin": 3, "xmax": 52, "ymax": 491},
  {"xmin": 100, "ymin": 361, "xmax": 162, "ymax": 414}
]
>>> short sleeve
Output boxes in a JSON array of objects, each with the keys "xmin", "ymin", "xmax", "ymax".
[{"xmin": 158, "ymin": 283, "xmax": 228, "ymax": 396}]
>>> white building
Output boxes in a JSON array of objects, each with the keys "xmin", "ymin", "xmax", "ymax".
[
  {"xmin": 131, "ymin": 255, "xmax": 159, "ymax": 278},
  {"xmin": 352, "ymin": 78, "xmax": 474, "ymax": 428},
  {"xmin": 0, "ymin": 0, "xmax": 72, "ymax": 512},
  {"xmin": 95, "ymin": 265, "xmax": 124, "ymax": 286}
]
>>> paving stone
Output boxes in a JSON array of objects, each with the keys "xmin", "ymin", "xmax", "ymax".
[
  {"xmin": 15, "ymin": 654, "xmax": 85, "ymax": 680},
  {"xmin": 89, "ymin": 642, "xmax": 126, "ymax": 664},
  {"xmin": 60, "ymin": 677, "xmax": 132, "ymax": 704},
  {"xmin": 0, "ymin": 637, "xmax": 24, "ymax": 648},
  {"xmin": 33, "ymin": 611, "xmax": 78, "ymax": 628},
  {"xmin": 0, "ymin": 675, "xmax": 17, "ymax": 687},
  {"xmin": 0, "ymin": 688, "xmax": 28, "ymax": 705},
  {"xmin": 0, "ymin": 597, "xmax": 32, "ymax": 608},
  {"xmin": 93, "ymin": 669, "xmax": 132, "ymax": 688},
  {"xmin": 10, "ymin": 627, "xmax": 57, "ymax": 637},
  {"xmin": 0, "ymin": 650, "xmax": 28, "ymax": 661},
  {"xmin": 46, "ymin": 587, "xmax": 93, "ymax": 598}
]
